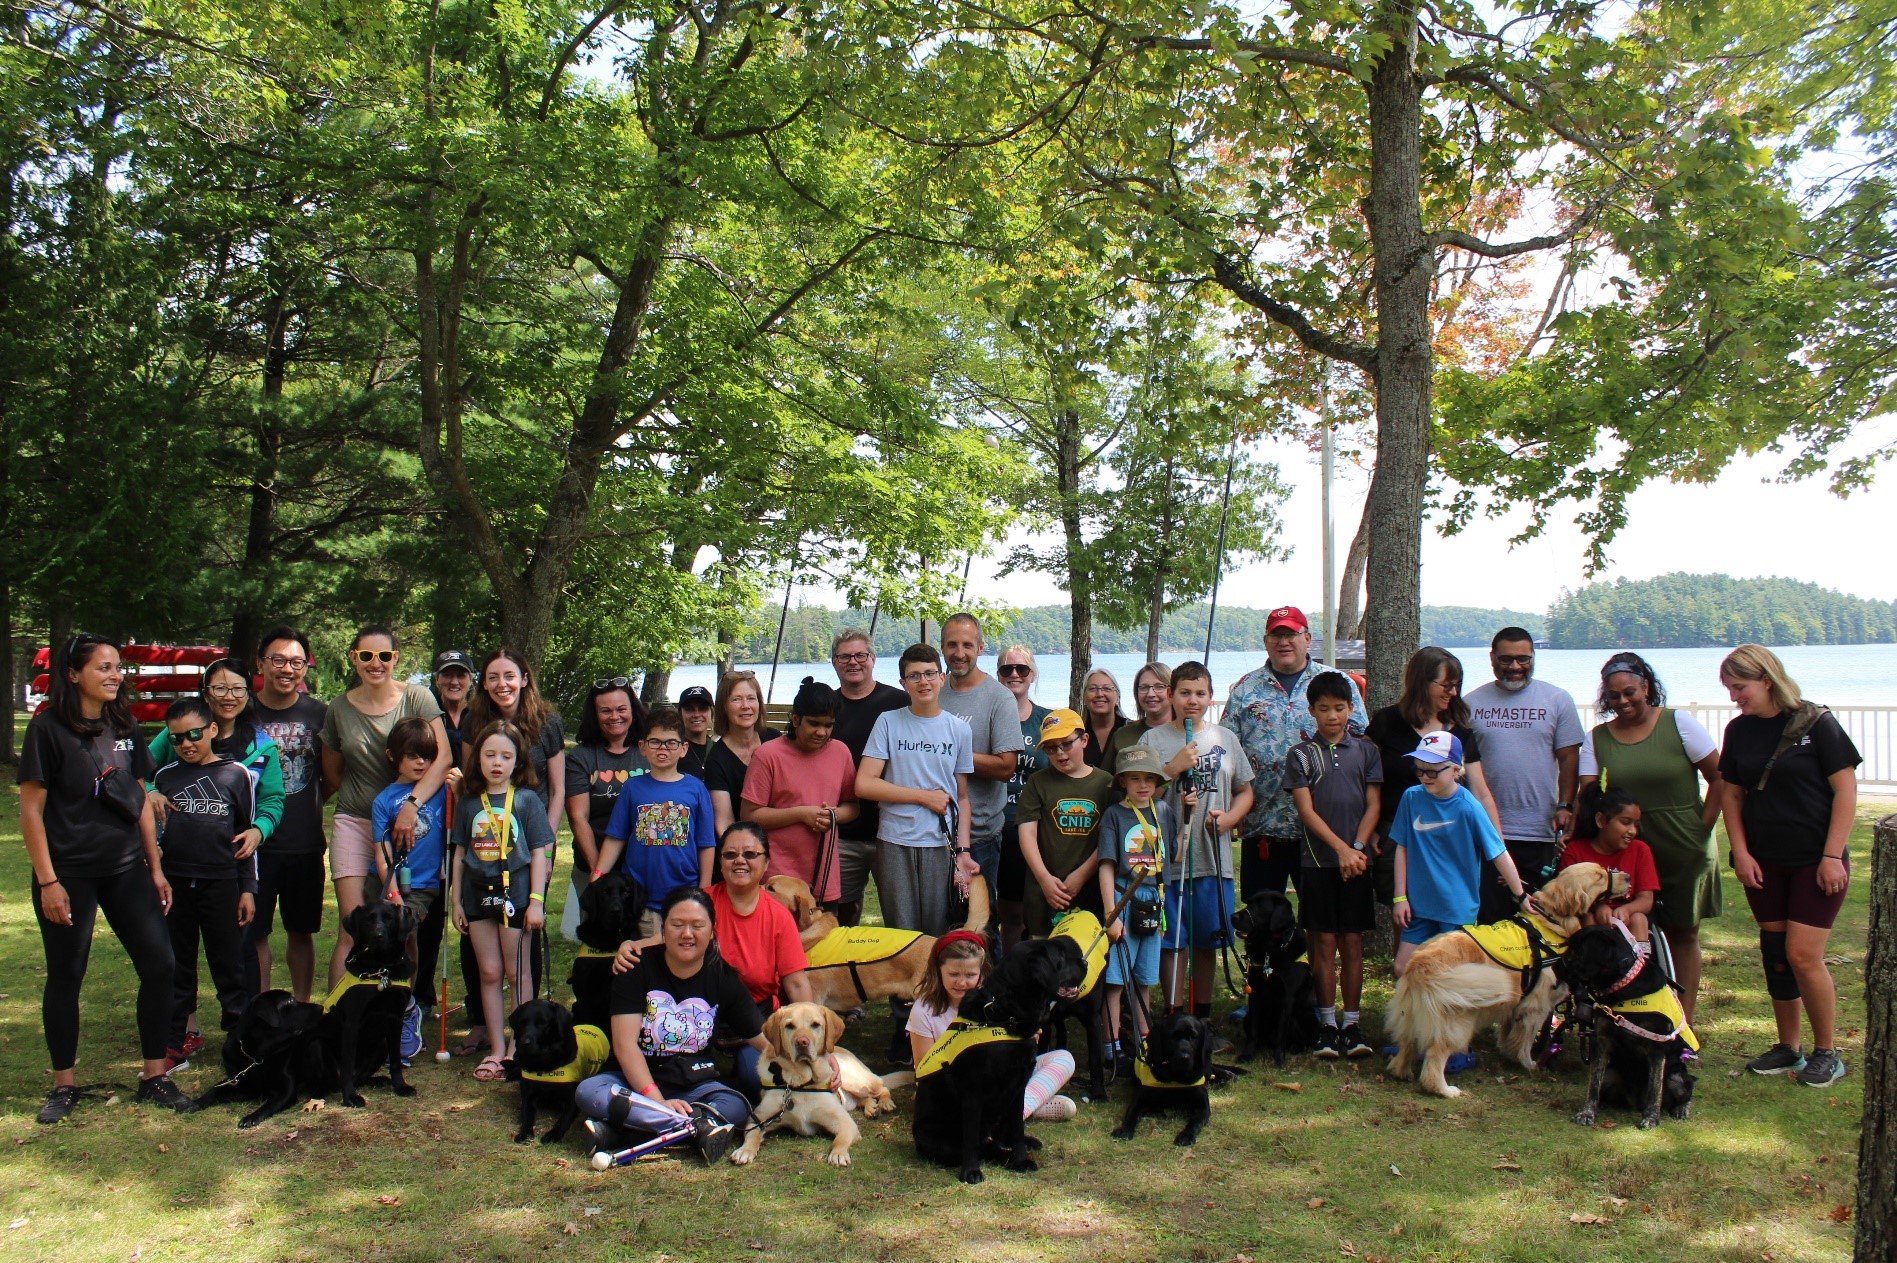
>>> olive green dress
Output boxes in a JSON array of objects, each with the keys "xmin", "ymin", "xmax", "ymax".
[{"xmin": 1588, "ymin": 709, "xmax": 1721, "ymax": 931}]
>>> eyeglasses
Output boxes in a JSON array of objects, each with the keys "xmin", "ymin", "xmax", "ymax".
[
  {"xmin": 997, "ymin": 664, "xmax": 1032, "ymax": 678},
  {"xmin": 593, "ymin": 675, "xmax": 633, "ymax": 690},
  {"xmin": 832, "ymin": 652, "xmax": 873, "ymax": 664},
  {"xmin": 1432, "ymin": 679, "xmax": 1460, "ymax": 692},
  {"xmin": 1136, "ymin": 684, "xmax": 1168, "ymax": 695},
  {"xmin": 352, "ymin": 649, "xmax": 396, "ymax": 664},
  {"xmin": 263, "ymin": 655, "xmax": 307, "ymax": 670},
  {"xmin": 1494, "ymin": 655, "xmax": 1532, "ymax": 666},
  {"xmin": 642, "ymin": 738, "xmax": 684, "ymax": 750},
  {"xmin": 207, "ymin": 683, "xmax": 249, "ymax": 698},
  {"xmin": 169, "ymin": 726, "xmax": 211, "ymax": 744},
  {"xmin": 903, "ymin": 670, "xmax": 942, "ymax": 683},
  {"xmin": 721, "ymin": 850, "xmax": 767, "ymax": 862},
  {"xmin": 1051, "ymin": 732, "xmax": 1086, "ymax": 750},
  {"xmin": 1084, "ymin": 685, "xmax": 1116, "ymax": 694},
  {"xmin": 1415, "ymin": 765, "xmax": 1451, "ymax": 780}
]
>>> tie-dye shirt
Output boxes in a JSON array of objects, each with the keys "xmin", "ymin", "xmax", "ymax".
[
  {"xmin": 611, "ymin": 953, "xmax": 763, "ymax": 1090},
  {"xmin": 1225, "ymin": 660, "xmax": 1368, "ymax": 839}
]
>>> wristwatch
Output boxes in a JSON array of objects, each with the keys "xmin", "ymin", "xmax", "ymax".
[
  {"xmin": 403, "ymin": 794, "xmax": 420, "ymax": 809},
  {"xmin": 1554, "ymin": 801, "xmax": 1572, "ymax": 811}
]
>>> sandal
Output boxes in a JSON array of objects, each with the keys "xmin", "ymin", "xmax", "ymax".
[
  {"xmin": 452, "ymin": 1030, "xmax": 489, "ymax": 1058},
  {"xmin": 473, "ymin": 1054, "xmax": 507, "ymax": 1082}
]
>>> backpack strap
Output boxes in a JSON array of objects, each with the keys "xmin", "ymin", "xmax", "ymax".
[{"xmin": 1755, "ymin": 702, "xmax": 1827, "ymax": 793}]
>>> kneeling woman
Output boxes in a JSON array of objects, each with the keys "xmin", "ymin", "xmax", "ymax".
[{"xmin": 577, "ymin": 888, "xmax": 766, "ymax": 1163}]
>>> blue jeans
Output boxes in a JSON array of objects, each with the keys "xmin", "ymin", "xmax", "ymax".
[
  {"xmin": 575, "ymin": 1069, "xmax": 749, "ymax": 1136},
  {"xmin": 969, "ymin": 831, "xmax": 1002, "ymax": 909}
]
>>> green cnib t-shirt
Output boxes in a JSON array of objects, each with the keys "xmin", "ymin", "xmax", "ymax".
[{"xmin": 1017, "ymin": 764, "xmax": 1117, "ymax": 934}]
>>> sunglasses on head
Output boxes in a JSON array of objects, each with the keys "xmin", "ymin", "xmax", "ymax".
[
  {"xmin": 352, "ymin": 649, "xmax": 396, "ymax": 664},
  {"xmin": 593, "ymin": 675, "xmax": 633, "ymax": 690}
]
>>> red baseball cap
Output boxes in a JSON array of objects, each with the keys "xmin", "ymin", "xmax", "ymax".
[{"xmin": 1265, "ymin": 606, "xmax": 1308, "ymax": 633}]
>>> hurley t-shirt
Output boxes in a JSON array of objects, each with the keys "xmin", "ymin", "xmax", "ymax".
[
  {"xmin": 1719, "ymin": 710, "xmax": 1862, "ymax": 866},
  {"xmin": 863, "ymin": 707, "xmax": 975, "ymax": 849},
  {"xmin": 18, "ymin": 715, "xmax": 155, "ymax": 879},
  {"xmin": 1280, "ymin": 733, "xmax": 1383, "ymax": 868},
  {"xmin": 565, "ymin": 743, "xmax": 650, "ymax": 838},
  {"xmin": 321, "ymin": 684, "xmax": 443, "ymax": 819},
  {"xmin": 1137, "ymin": 722, "xmax": 1255, "ymax": 881},
  {"xmin": 611, "ymin": 953, "xmax": 763, "ymax": 1092},
  {"xmin": 938, "ymin": 675, "xmax": 1025, "ymax": 840},
  {"xmin": 741, "ymin": 737, "xmax": 857, "ymax": 904},
  {"xmin": 1386, "ymin": 784, "xmax": 1506, "ymax": 926},
  {"xmin": 253, "ymin": 693, "xmax": 327, "ymax": 855},
  {"xmin": 708, "ymin": 883, "xmax": 809, "ymax": 1008},
  {"xmin": 1464, "ymin": 679, "xmax": 1584, "ymax": 843},
  {"xmin": 832, "ymin": 682, "xmax": 909, "ymax": 843},
  {"xmin": 1004, "ymin": 704, "xmax": 1052, "ymax": 826},
  {"xmin": 604, "ymin": 773, "xmax": 716, "ymax": 898}
]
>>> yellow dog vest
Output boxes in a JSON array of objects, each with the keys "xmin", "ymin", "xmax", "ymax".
[
  {"xmin": 1049, "ymin": 910, "xmax": 1107, "ymax": 999},
  {"xmin": 573, "ymin": 945, "xmax": 618, "ymax": 960},
  {"xmin": 916, "ymin": 1020, "xmax": 1017, "ymax": 1079},
  {"xmin": 1133, "ymin": 1057, "xmax": 1206, "ymax": 1090},
  {"xmin": 522, "ymin": 1024, "xmax": 612, "ymax": 1085},
  {"xmin": 1459, "ymin": 915, "xmax": 1571, "ymax": 971},
  {"xmin": 1604, "ymin": 987, "xmax": 1700, "ymax": 1052},
  {"xmin": 322, "ymin": 970, "xmax": 410, "ymax": 1013},
  {"xmin": 804, "ymin": 926, "xmax": 925, "ymax": 970}
]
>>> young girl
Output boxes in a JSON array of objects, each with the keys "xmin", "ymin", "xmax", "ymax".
[
  {"xmin": 1561, "ymin": 783, "xmax": 1659, "ymax": 945},
  {"xmin": 906, "ymin": 932, "xmax": 1078, "ymax": 1122},
  {"xmin": 450, "ymin": 720, "xmax": 555, "ymax": 1082}
]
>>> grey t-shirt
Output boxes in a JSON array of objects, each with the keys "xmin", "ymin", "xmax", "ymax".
[
  {"xmin": 1280, "ymin": 734, "xmax": 1383, "ymax": 868},
  {"xmin": 321, "ymin": 684, "xmax": 444, "ymax": 819},
  {"xmin": 1464, "ymin": 679, "xmax": 1584, "ymax": 843},
  {"xmin": 939, "ymin": 674, "xmax": 1026, "ymax": 840},
  {"xmin": 863, "ymin": 707, "xmax": 975, "ymax": 849},
  {"xmin": 1137, "ymin": 722, "xmax": 1254, "ymax": 880}
]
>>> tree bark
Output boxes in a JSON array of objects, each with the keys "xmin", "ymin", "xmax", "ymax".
[
  {"xmin": 1359, "ymin": 0, "xmax": 1431, "ymax": 710},
  {"xmin": 1860, "ymin": 814, "xmax": 1896, "ymax": 1262},
  {"xmin": 1055, "ymin": 407, "xmax": 1093, "ymax": 711},
  {"xmin": 230, "ymin": 258, "xmax": 291, "ymax": 663},
  {"xmin": 1338, "ymin": 493, "xmax": 1372, "ymax": 641}
]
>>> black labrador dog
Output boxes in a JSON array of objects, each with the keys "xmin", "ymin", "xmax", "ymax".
[
  {"xmin": 320, "ymin": 900, "xmax": 419, "ymax": 1108},
  {"xmin": 570, "ymin": 873, "xmax": 646, "ymax": 1031},
  {"xmin": 1553, "ymin": 924, "xmax": 1696, "ymax": 1129},
  {"xmin": 510, "ymin": 997, "xmax": 609, "ymax": 1144},
  {"xmin": 1113, "ymin": 1010, "xmax": 1214, "ymax": 1146},
  {"xmin": 1232, "ymin": 891, "xmax": 1319, "ymax": 1064},
  {"xmin": 191, "ymin": 989, "xmax": 331, "ymax": 1128},
  {"xmin": 912, "ymin": 936, "xmax": 1086, "ymax": 1184}
]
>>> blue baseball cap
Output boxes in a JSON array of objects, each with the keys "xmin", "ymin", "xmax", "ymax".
[{"xmin": 1405, "ymin": 730, "xmax": 1463, "ymax": 765}]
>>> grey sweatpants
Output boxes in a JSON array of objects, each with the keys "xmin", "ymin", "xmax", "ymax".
[{"xmin": 875, "ymin": 843, "xmax": 954, "ymax": 937}]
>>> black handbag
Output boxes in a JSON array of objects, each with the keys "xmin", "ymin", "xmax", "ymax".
[
  {"xmin": 82, "ymin": 736, "xmax": 145, "ymax": 826},
  {"xmin": 1128, "ymin": 895, "xmax": 1163, "ymax": 936}
]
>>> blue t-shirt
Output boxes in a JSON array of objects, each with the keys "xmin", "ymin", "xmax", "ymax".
[
  {"xmin": 1386, "ymin": 783, "xmax": 1505, "ymax": 926},
  {"xmin": 604, "ymin": 773, "xmax": 716, "ymax": 900},
  {"xmin": 862, "ymin": 707, "xmax": 975, "ymax": 849},
  {"xmin": 372, "ymin": 780, "xmax": 448, "ymax": 890}
]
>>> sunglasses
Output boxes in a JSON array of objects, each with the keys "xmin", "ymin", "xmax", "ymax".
[
  {"xmin": 352, "ymin": 649, "xmax": 397, "ymax": 664},
  {"xmin": 169, "ymin": 726, "xmax": 212, "ymax": 744},
  {"xmin": 593, "ymin": 675, "xmax": 633, "ymax": 690},
  {"xmin": 997, "ymin": 664, "xmax": 1032, "ymax": 678},
  {"xmin": 721, "ymin": 850, "xmax": 767, "ymax": 862},
  {"xmin": 1415, "ymin": 765, "xmax": 1452, "ymax": 779}
]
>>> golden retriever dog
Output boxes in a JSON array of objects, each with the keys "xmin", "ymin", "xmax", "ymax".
[
  {"xmin": 763, "ymin": 875, "xmax": 991, "ymax": 1011},
  {"xmin": 1386, "ymin": 862, "xmax": 1629, "ymax": 1098},
  {"xmin": 732, "ymin": 1002, "xmax": 894, "ymax": 1167}
]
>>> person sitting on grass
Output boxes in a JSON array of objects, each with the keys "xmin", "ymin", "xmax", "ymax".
[{"xmin": 907, "ymin": 931, "xmax": 1077, "ymax": 1122}]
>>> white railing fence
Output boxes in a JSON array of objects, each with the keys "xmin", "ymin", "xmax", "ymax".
[{"xmin": 1680, "ymin": 705, "xmax": 1897, "ymax": 790}]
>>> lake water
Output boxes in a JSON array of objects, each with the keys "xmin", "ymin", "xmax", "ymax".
[{"xmin": 670, "ymin": 643, "xmax": 1897, "ymax": 710}]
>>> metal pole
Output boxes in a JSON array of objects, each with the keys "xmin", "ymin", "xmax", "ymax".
[
  {"xmin": 1320, "ymin": 367, "xmax": 1338, "ymax": 666},
  {"xmin": 1202, "ymin": 426, "xmax": 1240, "ymax": 663},
  {"xmin": 957, "ymin": 553, "xmax": 974, "ymax": 607},
  {"xmin": 766, "ymin": 571, "xmax": 794, "ymax": 704}
]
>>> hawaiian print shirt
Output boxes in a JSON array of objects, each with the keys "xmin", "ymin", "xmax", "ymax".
[{"xmin": 1225, "ymin": 659, "xmax": 1368, "ymax": 838}]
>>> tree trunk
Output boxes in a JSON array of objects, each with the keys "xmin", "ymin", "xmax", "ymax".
[
  {"xmin": 1860, "ymin": 814, "xmax": 1896, "ymax": 1261},
  {"xmin": 1338, "ymin": 494, "xmax": 1372, "ymax": 641},
  {"xmin": 230, "ymin": 267, "xmax": 290, "ymax": 663},
  {"xmin": 1359, "ymin": 0, "xmax": 1431, "ymax": 710},
  {"xmin": 1056, "ymin": 408, "xmax": 1092, "ymax": 711},
  {"xmin": 0, "ymin": 567, "xmax": 13, "ymax": 763}
]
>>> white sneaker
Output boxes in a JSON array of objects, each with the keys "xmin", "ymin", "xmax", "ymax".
[{"xmin": 1030, "ymin": 1094, "xmax": 1077, "ymax": 1122}]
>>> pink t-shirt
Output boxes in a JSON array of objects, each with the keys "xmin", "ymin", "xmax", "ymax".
[{"xmin": 741, "ymin": 737, "xmax": 856, "ymax": 904}]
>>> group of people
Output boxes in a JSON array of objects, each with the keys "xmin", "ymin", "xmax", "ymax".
[{"xmin": 18, "ymin": 606, "xmax": 1863, "ymax": 1151}]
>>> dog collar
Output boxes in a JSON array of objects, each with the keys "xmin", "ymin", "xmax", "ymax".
[{"xmin": 1597, "ymin": 920, "xmax": 1648, "ymax": 998}]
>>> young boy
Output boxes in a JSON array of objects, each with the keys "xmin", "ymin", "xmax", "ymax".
[
  {"xmin": 1281, "ymin": 672, "xmax": 1382, "ymax": 1058},
  {"xmin": 1017, "ymin": 708, "xmax": 1115, "ymax": 937},
  {"xmin": 1389, "ymin": 731, "xmax": 1527, "ymax": 983},
  {"xmin": 595, "ymin": 705, "xmax": 717, "ymax": 936},
  {"xmin": 1096, "ymin": 745, "xmax": 1177, "ymax": 1070},
  {"xmin": 1138, "ymin": 661, "xmax": 1254, "ymax": 1018},
  {"xmin": 372, "ymin": 717, "xmax": 448, "ymax": 1060},
  {"xmin": 153, "ymin": 698, "xmax": 259, "ymax": 1070}
]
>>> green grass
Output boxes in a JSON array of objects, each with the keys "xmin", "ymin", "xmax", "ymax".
[{"xmin": 0, "ymin": 782, "xmax": 1872, "ymax": 1263}]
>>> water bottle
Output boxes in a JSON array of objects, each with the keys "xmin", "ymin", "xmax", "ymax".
[{"xmin": 396, "ymin": 859, "xmax": 413, "ymax": 896}]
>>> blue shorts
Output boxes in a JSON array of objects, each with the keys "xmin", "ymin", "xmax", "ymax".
[
  {"xmin": 1399, "ymin": 916, "xmax": 1462, "ymax": 946},
  {"xmin": 1162, "ymin": 877, "xmax": 1235, "ymax": 951},
  {"xmin": 1104, "ymin": 886, "xmax": 1163, "ymax": 986}
]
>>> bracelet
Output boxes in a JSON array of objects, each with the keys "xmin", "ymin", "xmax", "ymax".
[
  {"xmin": 529, "ymin": 892, "xmax": 545, "ymax": 903},
  {"xmin": 1823, "ymin": 852, "xmax": 1846, "ymax": 861},
  {"xmin": 1392, "ymin": 895, "xmax": 1408, "ymax": 904},
  {"xmin": 950, "ymin": 847, "xmax": 969, "ymax": 856},
  {"xmin": 638, "ymin": 1083, "xmax": 662, "ymax": 1100}
]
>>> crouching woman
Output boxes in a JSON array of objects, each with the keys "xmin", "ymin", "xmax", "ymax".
[{"xmin": 576, "ymin": 887, "xmax": 765, "ymax": 1164}]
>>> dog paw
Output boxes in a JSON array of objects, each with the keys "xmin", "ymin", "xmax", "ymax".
[
  {"xmin": 1111, "ymin": 1127, "xmax": 1134, "ymax": 1141},
  {"xmin": 959, "ymin": 1169, "xmax": 985, "ymax": 1185},
  {"xmin": 1668, "ymin": 1103, "xmax": 1691, "ymax": 1120},
  {"xmin": 1023, "ymin": 1134, "xmax": 1043, "ymax": 1151},
  {"xmin": 1174, "ymin": 1130, "xmax": 1201, "ymax": 1147},
  {"xmin": 393, "ymin": 1084, "xmax": 417, "ymax": 1098},
  {"xmin": 301, "ymin": 1098, "xmax": 326, "ymax": 1113},
  {"xmin": 1571, "ymin": 1108, "xmax": 1597, "ymax": 1127},
  {"xmin": 340, "ymin": 1094, "xmax": 366, "ymax": 1109},
  {"xmin": 1005, "ymin": 1157, "xmax": 1038, "ymax": 1173},
  {"xmin": 729, "ymin": 1148, "xmax": 754, "ymax": 1166},
  {"xmin": 825, "ymin": 1150, "xmax": 852, "ymax": 1167},
  {"xmin": 1638, "ymin": 1114, "xmax": 1660, "ymax": 1130}
]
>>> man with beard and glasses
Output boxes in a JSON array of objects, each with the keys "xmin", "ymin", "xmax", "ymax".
[{"xmin": 1463, "ymin": 627, "xmax": 1584, "ymax": 922}]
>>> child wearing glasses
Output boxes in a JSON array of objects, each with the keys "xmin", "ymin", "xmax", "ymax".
[
  {"xmin": 1017, "ymin": 708, "xmax": 1115, "ymax": 936},
  {"xmin": 151, "ymin": 698, "xmax": 259, "ymax": 1071},
  {"xmin": 594, "ymin": 705, "xmax": 717, "ymax": 937}
]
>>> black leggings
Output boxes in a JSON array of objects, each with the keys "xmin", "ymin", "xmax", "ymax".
[{"xmin": 34, "ymin": 867, "xmax": 175, "ymax": 1069}]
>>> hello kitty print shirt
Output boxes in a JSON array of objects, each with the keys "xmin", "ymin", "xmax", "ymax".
[{"xmin": 610, "ymin": 950, "xmax": 763, "ymax": 1090}]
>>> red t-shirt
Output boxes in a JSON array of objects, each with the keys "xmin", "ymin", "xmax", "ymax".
[
  {"xmin": 1559, "ymin": 836, "xmax": 1660, "ymax": 907},
  {"xmin": 708, "ymin": 883, "xmax": 809, "ymax": 1007},
  {"xmin": 740, "ymin": 737, "xmax": 857, "ymax": 904}
]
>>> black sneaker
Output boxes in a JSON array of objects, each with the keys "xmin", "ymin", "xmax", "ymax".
[
  {"xmin": 37, "ymin": 1085, "xmax": 83, "ymax": 1124},
  {"xmin": 1745, "ymin": 1043, "xmax": 1806, "ymax": 1076},
  {"xmin": 582, "ymin": 1117, "xmax": 628, "ymax": 1155},
  {"xmin": 1340, "ymin": 1024, "xmax": 1373, "ymax": 1058},
  {"xmin": 1796, "ymin": 1048, "xmax": 1846, "ymax": 1087},
  {"xmin": 1313, "ymin": 1026, "xmax": 1342, "ymax": 1059},
  {"xmin": 134, "ymin": 1073, "xmax": 195, "ymax": 1113},
  {"xmin": 688, "ymin": 1102, "xmax": 739, "ymax": 1165}
]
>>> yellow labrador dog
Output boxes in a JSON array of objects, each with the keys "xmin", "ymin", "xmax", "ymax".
[
  {"xmin": 1386, "ymin": 862, "xmax": 1630, "ymax": 1098},
  {"xmin": 731, "ymin": 1002, "xmax": 895, "ymax": 1167},
  {"xmin": 763, "ymin": 875, "xmax": 991, "ymax": 1011}
]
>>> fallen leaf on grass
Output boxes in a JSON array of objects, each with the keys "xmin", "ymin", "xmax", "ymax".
[
  {"xmin": 1596, "ymin": 1120, "xmax": 1617, "ymax": 1130},
  {"xmin": 1216, "ymin": 1255, "xmax": 1254, "ymax": 1263},
  {"xmin": 1728, "ymin": 1070, "xmax": 1743, "ymax": 1078},
  {"xmin": 1307, "ymin": 1198, "xmax": 1327, "ymax": 1209},
  {"xmin": 1204, "ymin": 1201, "xmax": 1216, "ymax": 1209},
  {"xmin": 1764, "ymin": 1253, "xmax": 1776, "ymax": 1261},
  {"xmin": 1604, "ymin": 1196, "xmax": 1628, "ymax": 1208},
  {"xmin": 301, "ymin": 1099, "xmax": 324, "ymax": 1113},
  {"xmin": 1338, "ymin": 1241, "xmax": 1358, "ymax": 1258},
  {"xmin": 748, "ymin": 1244, "xmax": 765, "ymax": 1252},
  {"xmin": 1388, "ymin": 1164, "xmax": 1402, "ymax": 1177},
  {"xmin": 447, "ymin": 1104, "xmax": 469, "ymax": 1113},
  {"xmin": 157, "ymin": 1144, "xmax": 169, "ymax": 1154},
  {"xmin": 553, "ymin": 1159, "xmax": 569, "ymax": 1169},
  {"xmin": 283, "ymin": 1130, "xmax": 298, "ymax": 1142},
  {"xmin": 1492, "ymin": 1161, "xmax": 1522, "ymax": 1171},
  {"xmin": 374, "ymin": 1195, "xmax": 401, "ymax": 1207},
  {"xmin": 1274, "ymin": 1082, "xmax": 1303, "ymax": 1093},
  {"xmin": 562, "ymin": 1223, "xmax": 579, "ymax": 1236},
  {"xmin": 583, "ymin": 1208, "xmax": 601, "ymax": 1216},
  {"xmin": 1569, "ymin": 1214, "xmax": 1608, "ymax": 1225},
  {"xmin": 1829, "ymin": 1205, "xmax": 1852, "ymax": 1223},
  {"xmin": 8, "ymin": 1219, "xmax": 27, "ymax": 1230}
]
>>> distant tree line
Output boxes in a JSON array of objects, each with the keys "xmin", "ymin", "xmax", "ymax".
[{"xmin": 1548, "ymin": 574, "xmax": 1897, "ymax": 648}]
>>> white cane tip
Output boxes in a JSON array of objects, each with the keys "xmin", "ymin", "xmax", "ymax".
[
  {"xmin": 435, "ymin": 1050, "xmax": 452, "ymax": 1063},
  {"xmin": 591, "ymin": 1150, "xmax": 614, "ymax": 1171}
]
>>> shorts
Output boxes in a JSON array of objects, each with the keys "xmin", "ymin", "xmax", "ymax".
[
  {"xmin": 1742, "ymin": 855, "xmax": 1849, "ymax": 930},
  {"xmin": 1399, "ymin": 916, "xmax": 1461, "ymax": 946},
  {"xmin": 1299, "ymin": 864, "xmax": 1376, "ymax": 935},
  {"xmin": 998, "ymin": 822, "xmax": 1028, "ymax": 903},
  {"xmin": 1104, "ymin": 887, "xmax": 1162, "ymax": 986},
  {"xmin": 248, "ymin": 849, "xmax": 326, "ymax": 938},
  {"xmin": 403, "ymin": 885, "xmax": 442, "ymax": 924},
  {"xmin": 330, "ymin": 814, "xmax": 377, "ymax": 881},
  {"xmin": 1162, "ymin": 877, "xmax": 1235, "ymax": 951}
]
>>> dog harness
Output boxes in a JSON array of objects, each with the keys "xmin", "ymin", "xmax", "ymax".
[
  {"xmin": 1460, "ymin": 913, "xmax": 1570, "ymax": 988},
  {"xmin": 522, "ymin": 1024, "xmax": 612, "ymax": 1085},
  {"xmin": 915, "ymin": 1019, "xmax": 1017, "ymax": 1079},
  {"xmin": 804, "ymin": 926, "xmax": 926, "ymax": 1003},
  {"xmin": 322, "ymin": 969, "xmax": 410, "ymax": 1013},
  {"xmin": 573, "ymin": 944, "xmax": 619, "ymax": 960},
  {"xmin": 1048, "ymin": 910, "xmax": 1108, "ymax": 999},
  {"xmin": 1600, "ymin": 987, "xmax": 1700, "ymax": 1052},
  {"xmin": 1132, "ymin": 1057, "xmax": 1206, "ymax": 1090},
  {"xmin": 761, "ymin": 1052, "xmax": 849, "ymax": 1105}
]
